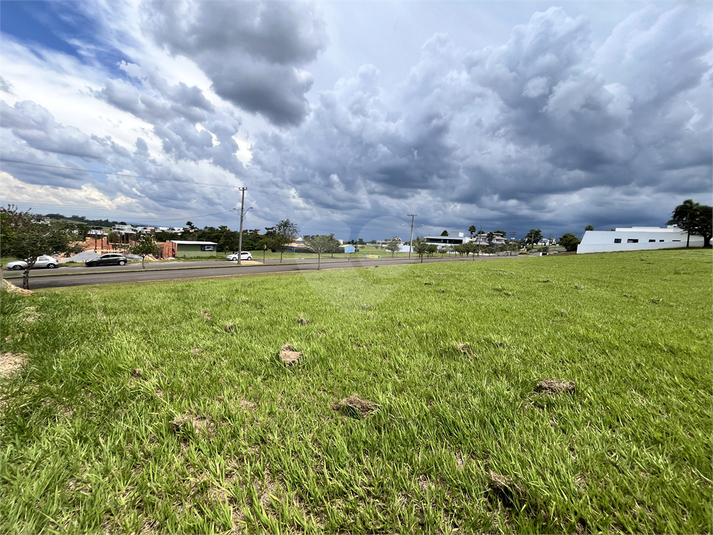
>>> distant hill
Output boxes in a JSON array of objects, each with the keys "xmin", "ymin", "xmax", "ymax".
[{"xmin": 43, "ymin": 213, "xmax": 128, "ymax": 228}]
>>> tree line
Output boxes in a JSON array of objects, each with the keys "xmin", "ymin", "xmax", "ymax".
[{"xmin": 3, "ymin": 201, "xmax": 711, "ymax": 289}]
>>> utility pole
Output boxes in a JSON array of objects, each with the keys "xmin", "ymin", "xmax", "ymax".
[
  {"xmin": 237, "ymin": 187, "xmax": 247, "ymax": 266},
  {"xmin": 408, "ymin": 214, "xmax": 416, "ymax": 259}
]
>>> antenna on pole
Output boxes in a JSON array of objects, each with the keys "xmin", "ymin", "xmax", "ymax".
[{"xmin": 407, "ymin": 214, "xmax": 416, "ymax": 260}]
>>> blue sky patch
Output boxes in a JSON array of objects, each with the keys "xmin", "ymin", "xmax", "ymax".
[{"xmin": 1, "ymin": 1, "xmax": 130, "ymax": 78}]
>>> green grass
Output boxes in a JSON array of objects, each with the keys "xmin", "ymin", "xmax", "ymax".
[{"xmin": 1, "ymin": 249, "xmax": 711, "ymax": 534}]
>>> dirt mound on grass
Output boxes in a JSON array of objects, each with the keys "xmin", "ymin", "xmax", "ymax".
[
  {"xmin": 2, "ymin": 279, "xmax": 32, "ymax": 295},
  {"xmin": 331, "ymin": 395, "xmax": 379, "ymax": 418},
  {"xmin": 488, "ymin": 471, "xmax": 522, "ymax": 492},
  {"xmin": 298, "ymin": 317, "xmax": 310, "ymax": 325},
  {"xmin": 0, "ymin": 353, "xmax": 27, "ymax": 377},
  {"xmin": 487, "ymin": 470, "xmax": 524, "ymax": 503},
  {"xmin": 535, "ymin": 379, "xmax": 575, "ymax": 394},
  {"xmin": 171, "ymin": 415, "xmax": 215, "ymax": 437},
  {"xmin": 453, "ymin": 342, "xmax": 475, "ymax": 356},
  {"xmin": 279, "ymin": 344, "xmax": 302, "ymax": 365}
]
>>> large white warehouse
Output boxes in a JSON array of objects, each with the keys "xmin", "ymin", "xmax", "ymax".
[{"xmin": 577, "ymin": 226, "xmax": 704, "ymax": 254}]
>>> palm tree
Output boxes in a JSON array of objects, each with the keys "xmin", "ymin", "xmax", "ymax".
[{"xmin": 468, "ymin": 225, "xmax": 476, "ymax": 239}]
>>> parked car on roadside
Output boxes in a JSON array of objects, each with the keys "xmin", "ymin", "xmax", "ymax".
[
  {"xmin": 85, "ymin": 253, "xmax": 128, "ymax": 267},
  {"xmin": 7, "ymin": 256, "xmax": 59, "ymax": 270},
  {"xmin": 227, "ymin": 252, "xmax": 253, "ymax": 261}
]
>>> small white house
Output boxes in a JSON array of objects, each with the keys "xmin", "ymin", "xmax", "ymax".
[
  {"xmin": 425, "ymin": 234, "xmax": 471, "ymax": 247},
  {"xmin": 112, "ymin": 224, "xmax": 136, "ymax": 235},
  {"xmin": 577, "ymin": 226, "xmax": 703, "ymax": 254}
]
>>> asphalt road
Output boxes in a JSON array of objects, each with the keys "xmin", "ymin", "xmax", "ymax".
[{"xmin": 3, "ymin": 254, "xmax": 520, "ymax": 290}]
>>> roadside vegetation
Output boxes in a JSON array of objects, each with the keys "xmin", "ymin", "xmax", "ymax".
[{"xmin": 1, "ymin": 250, "xmax": 711, "ymax": 533}]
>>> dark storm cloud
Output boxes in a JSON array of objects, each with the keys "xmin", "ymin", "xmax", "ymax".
[
  {"xmin": 96, "ymin": 64, "xmax": 214, "ymax": 125},
  {"xmin": 0, "ymin": 76, "xmax": 13, "ymax": 94},
  {"xmin": 248, "ymin": 5, "xmax": 711, "ymax": 237},
  {"xmin": 0, "ymin": 135, "xmax": 93, "ymax": 189},
  {"xmin": 0, "ymin": 98, "xmax": 238, "ymax": 212},
  {"xmin": 144, "ymin": 0, "xmax": 328, "ymax": 125},
  {"xmin": 1, "ymin": 100, "xmax": 130, "ymax": 163},
  {"xmin": 95, "ymin": 64, "xmax": 246, "ymax": 178}
]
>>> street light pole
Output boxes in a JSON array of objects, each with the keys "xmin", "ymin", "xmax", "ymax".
[
  {"xmin": 407, "ymin": 214, "xmax": 416, "ymax": 259},
  {"xmin": 237, "ymin": 187, "xmax": 247, "ymax": 266}
]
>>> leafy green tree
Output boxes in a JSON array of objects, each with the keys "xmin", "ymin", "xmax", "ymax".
[
  {"xmin": 468, "ymin": 225, "xmax": 476, "ymax": 238},
  {"xmin": 668, "ymin": 199, "xmax": 712, "ymax": 248},
  {"xmin": 128, "ymin": 234, "xmax": 161, "ymax": 269},
  {"xmin": 385, "ymin": 239, "xmax": 401, "ymax": 258},
  {"xmin": 274, "ymin": 219, "xmax": 299, "ymax": 263},
  {"xmin": 303, "ymin": 234, "xmax": 339, "ymax": 270},
  {"xmin": 412, "ymin": 237, "xmax": 429, "ymax": 263},
  {"xmin": 0, "ymin": 205, "xmax": 73, "ymax": 289},
  {"xmin": 585, "ymin": 224, "xmax": 594, "ymax": 231},
  {"xmin": 691, "ymin": 205, "xmax": 712, "ymax": 248},
  {"xmin": 524, "ymin": 229, "xmax": 543, "ymax": 251},
  {"xmin": 441, "ymin": 230, "xmax": 449, "ymax": 236},
  {"xmin": 559, "ymin": 233, "xmax": 581, "ymax": 252},
  {"xmin": 464, "ymin": 241, "xmax": 477, "ymax": 259}
]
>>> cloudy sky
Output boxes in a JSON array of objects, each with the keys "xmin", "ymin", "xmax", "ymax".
[{"xmin": 1, "ymin": 0, "xmax": 711, "ymax": 241}]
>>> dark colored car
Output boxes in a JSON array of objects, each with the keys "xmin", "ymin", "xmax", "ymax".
[{"xmin": 85, "ymin": 253, "xmax": 128, "ymax": 267}]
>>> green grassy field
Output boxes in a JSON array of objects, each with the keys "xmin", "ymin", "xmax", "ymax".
[{"xmin": 1, "ymin": 249, "xmax": 711, "ymax": 534}]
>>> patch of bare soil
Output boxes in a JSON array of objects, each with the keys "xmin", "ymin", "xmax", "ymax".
[
  {"xmin": 331, "ymin": 395, "xmax": 379, "ymax": 418},
  {"xmin": 488, "ymin": 470, "xmax": 524, "ymax": 502},
  {"xmin": 575, "ymin": 285, "xmax": 586, "ymax": 290},
  {"xmin": 238, "ymin": 399, "xmax": 257, "ymax": 411},
  {"xmin": 279, "ymin": 344, "xmax": 302, "ymax": 365},
  {"xmin": 538, "ymin": 279, "xmax": 553, "ymax": 283},
  {"xmin": 201, "ymin": 310, "xmax": 213, "ymax": 320},
  {"xmin": 21, "ymin": 306, "xmax": 39, "ymax": 322},
  {"xmin": 298, "ymin": 317, "xmax": 310, "ymax": 325},
  {"xmin": 2, "ymin": 278, "xmax": 32, "ymax": 295},
  {"xmin": 535, "ymin": 379, "xmax": 575, "ymax": 394},
  {"xmin": 0, "ymin": 352, "xmax": 27, "ymax": 377},
  {"xmin": 225, "ymin": 323, "xmax": 235, "ymax": 333},
  {"xmin": 171, "ymin": 415, "xmax": 215, "ymax": 438},
  {"xmin": 129, "ymin": 368, "xmax": 144, "ymax": 387}
]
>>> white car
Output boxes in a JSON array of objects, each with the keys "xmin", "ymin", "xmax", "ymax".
[
  {"xmin": 7, "ymin": 255, "xmax": 59, "ymax": 270},
  {"xmin": 227, "ymin": 252, "xmax": 252, "ymax": 261}
]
